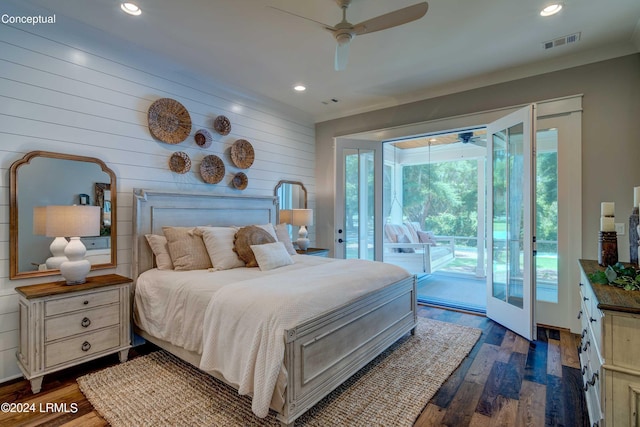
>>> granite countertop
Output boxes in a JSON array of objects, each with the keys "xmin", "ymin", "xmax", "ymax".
[{"xmin": 579, "ymin": 259, "xmax": 640, "ymax": 314}]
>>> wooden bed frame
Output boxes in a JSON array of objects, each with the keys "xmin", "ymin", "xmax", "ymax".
[{"xmin": 131, "ymin": 189, "xmax": 417, "ymax": 426}]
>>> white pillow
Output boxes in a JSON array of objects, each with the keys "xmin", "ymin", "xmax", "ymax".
[
  {"xmin": 275, "ymin": 223, "xmax": 297, "ymax": 255},
  {"xmin": 145, "ymin": 234, "xmax": 174, "ymax": 270},
  {"xmin": 256, "ymin": 223, "xmax": 278, "ymax": 240},
  {"xmin": 199, "ymin": 226, "xmax": 245, "ymax": 270},
  {"xmin": 251, "ymin": 242, "xmax": 294, "ymax": 271}
]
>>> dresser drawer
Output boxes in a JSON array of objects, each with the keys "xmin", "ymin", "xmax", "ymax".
[
  {"xmin": 45, "ymin": 289, "xmax": 119, "ymax": 317},
  {"xmin": 45, "ymin": 304, "xmax": 120, "ymax": 342},
  {"xmin": 45, "ymin": 326, "xmax": 120, "ymax": 368}
]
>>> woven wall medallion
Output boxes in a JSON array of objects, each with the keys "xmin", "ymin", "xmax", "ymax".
[
  {"xmin": 230, "ymin": 139, "xmax": 255, "ymax": 169},
  {"xmin": 213, "ymin": 115, "xmax": 231, "ymax": 135},
  {"xmin": 200, "ymin": 154, "xmax": 225, "ymax": 184},
  {"xmin": 194, "ymin": 129, "xmax": 212, "ymax": 148},
  {"xmin": 168, "ymin": 151, "xmax": 191, "ymax": 174},
  {"xmin": 148, "ymin": 98, "xmax": 192, "ymax": 144},
  {"xmin": 232, "ymin": 172, "xmax": 248, "ymax": 190}
]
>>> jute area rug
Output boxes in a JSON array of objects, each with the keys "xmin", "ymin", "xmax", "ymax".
[{"xmin": 78, "ymin": 318, "xmax": 480, "ymax": 426}]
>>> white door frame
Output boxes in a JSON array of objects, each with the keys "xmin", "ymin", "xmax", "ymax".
[{"xmin": 334, "ymin": 138, "xmax": 383, "ymax": 260}]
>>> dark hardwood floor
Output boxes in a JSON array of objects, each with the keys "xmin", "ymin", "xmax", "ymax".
[{"xmin": 0, "ymin": 305, "xmax": 588, "ymax": 426}]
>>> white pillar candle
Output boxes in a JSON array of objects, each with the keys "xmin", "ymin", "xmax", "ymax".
[
  {"xmin": 635, "ymin": 187, "xmax": 640, "ymax": 207},
  {"xmin": 601, "ymin": 202, "xmax": 615, "ymax": 217},
  {"xmin": 600, "ymin": 216, "xmax": 615, "ymax": 232}
]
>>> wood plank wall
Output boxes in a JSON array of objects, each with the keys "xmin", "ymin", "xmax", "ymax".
[{"xmin": 0, "ymin": 3, "xmax": 315, "ymax": 382}]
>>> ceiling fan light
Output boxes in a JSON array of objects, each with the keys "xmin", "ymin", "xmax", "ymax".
[
  {"xmin": 335, "ymin": 33, "xmax": 352, "ymax": 45},
  {"xmin": 540, "ymin": 4, "xmax": 562, "ymax": 17},
  {"xmin": 293, "ymin": 85, "xmax": 306, "ymax": 92},
  {"xmin": 121, "ymin": 3, "xmax": 142, "ymax": 16}
]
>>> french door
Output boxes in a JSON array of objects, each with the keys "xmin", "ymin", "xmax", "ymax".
[
  {"xmin": 486, "ymin": 105, "xmax": 536, "ymax": 341},
  {"xmin": 334, "ymin": 139, "xmax": 383, "ymax": 260}
]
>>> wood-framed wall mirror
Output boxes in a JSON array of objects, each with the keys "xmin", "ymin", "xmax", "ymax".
[
  {"xmin": 9, "ymin": 151, "xmax": 117, "ymax": 279},
  {"xmin": 274, "ymin": 180, "xmax": 307, "ymax": 223}
]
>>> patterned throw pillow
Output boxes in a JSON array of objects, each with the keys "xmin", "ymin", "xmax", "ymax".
[
  {"xmin": 162, "ymin": 227, "xmax": 212, "ymax": 271},
  {"xmin": 233, "ymin": 226, "xmax": 276, "ymax": 267}
]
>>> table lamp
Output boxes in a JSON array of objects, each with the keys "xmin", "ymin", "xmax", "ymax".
[
  {"xmin": 44, "ymin": 205, "xmax": 101, "ymax": 284},
  {"xmin": 279, "ymin": 209, "xmax": 292, "ymax": 224},
  {"xmin": 292, "ymin": 209, "xmax": 313, "ymax": 251},
  {"xmin": 34, "ymin": 206, "xmax": 68, "ymax": 269}
]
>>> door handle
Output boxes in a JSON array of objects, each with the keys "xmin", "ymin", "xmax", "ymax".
[{"xmin": 338, "ymin": 238, "xmax": 344, "ymax": 244}]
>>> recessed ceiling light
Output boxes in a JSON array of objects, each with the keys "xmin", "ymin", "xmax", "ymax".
[
  {"xmin": 293, "ymin": 85, "xmax": 306, "ymax": 92},
  {"xmin": 121, "ymin": 3, "xmax": 142, "ymax": 16},
  {"xmin": 540, "ymin": 4, "xmax": 562, "ymax": 16}
]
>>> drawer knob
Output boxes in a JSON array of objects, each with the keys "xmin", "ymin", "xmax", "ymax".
[
  {"xmin": 577, "ymin": 310, "xmax": 583, "ymax": 319},
  {"xmin": 81, "ymin": 317, "xmax": 91, "ymax": 328},
  {"xmin": 583, "ymin": 340, "xmax": 591, "ymax": 352},
  {"xmin": 581, "ymin": 328, "xmax": 587, "ymax": 338},
  {"xmin": 589, "ymin": 317, "xmax": 597, "ymax": 323},
  {"xmin": 83, "ymin": 300, "xmax": 89, "ymax": 305},
  {"xmin": 81, "ymin": 341, "xmax": 91, "ymax": 352},
  {"xmin": 583, "ymin": 296, "xmax": 589, "ymax": 302}
]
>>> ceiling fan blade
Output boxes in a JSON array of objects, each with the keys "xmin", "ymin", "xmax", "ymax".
[
  {"xmin": 266, "ymin": 6, "xmax": 335, "ymax": 31},
  {"xmin": 335, "ymin": 41, "xmax": 350, "ymax": 71},
  {"xmin": 353, "ymin": 2, "xmax": 429, "ymax": 35}
]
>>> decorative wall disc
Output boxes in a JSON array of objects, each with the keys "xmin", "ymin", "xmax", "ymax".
[
  {"xmin": 232, "ymin": 172, "xmax": 248, "ymax": 190},
  {"xmin": 148, "ymin": 98, "xmax": 192, "ymax": 144},
  {"xmin": 200, "ymin": 154, "xmax": 225, "ymax": 184},
  {"xmin": 168, "ymin": 151, "xmax": 191, "ymax": 174},
  {"xmin": 213, "ymin": 115, "xmax": 231, "ymax": 135},
  {"xmin": 230, "ymin": 139, "xmax": 255, "ymax": 169},
  {"xmin": 194, "ymin": 129, "xmax": 212, "ymax": 148}
]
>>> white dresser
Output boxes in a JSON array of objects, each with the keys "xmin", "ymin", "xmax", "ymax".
[
  {"xmin": 15, "ymin": 274, "xmax": 131, "ymax": 393},
  {"xmin": 579, "ymin": 260, "xmax": 640, "ymax": 427}
]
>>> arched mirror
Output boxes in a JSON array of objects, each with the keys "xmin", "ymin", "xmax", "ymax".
[
  {"xmin": 10, "ymin": 151, "xmax": 117, "ymax": 279},
  {"xmin": 274, "ymin": 180, "xmax": 307, "ymax": 222}
]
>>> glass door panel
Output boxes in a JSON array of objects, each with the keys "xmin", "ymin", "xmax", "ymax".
[
  {"xmin": 487, "ymin": 105, "xmax": 535, "ymax": 341},
  {"xmin": 335, "ymin": 140, "xmax": 382, "ymax": 260}
]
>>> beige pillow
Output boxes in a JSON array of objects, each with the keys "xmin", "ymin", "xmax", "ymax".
[
  {"xmin": 256, "ymin": 223, "xmax": 278, "ymax": 240},
  {"xmin": 275, "ymin": 223, "xmax": 297, "ymax": 255},
  {"xmin": 162, "ymin": 227, "xmax": 212, "ymax": 271},
  {"xmin": 145, "ymin": 234, "xmax": 174, "ymax": 270},
  {"xmin": 251, "ymin": 242, "xmax": 294, "ymax": 271},
  {"xmin": 199, "ymin": 226, "xmax": 245, "ymax": 270},
  {"xmin": 233, "ymin": 226, "xmax": 276, "ymax": 267}
]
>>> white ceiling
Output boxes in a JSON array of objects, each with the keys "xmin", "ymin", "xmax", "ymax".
[{"xmin": 18, "ymin": 0, "xmax": 640, "ymax": 122}]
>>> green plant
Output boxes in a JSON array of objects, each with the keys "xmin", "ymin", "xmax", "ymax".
[{"xmin": 588, "ymin": 263, "xmax": 640, "ymax": 291}]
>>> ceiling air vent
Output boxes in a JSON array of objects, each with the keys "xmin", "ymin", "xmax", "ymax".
[{"xmin": 543, "ymin": 32, "xmax": 580, "ymax": 50}]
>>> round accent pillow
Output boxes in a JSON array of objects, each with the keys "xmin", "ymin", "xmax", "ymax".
[{"xmin": 233, "ymin": 226, "xmax": 276, "ymax": 267}]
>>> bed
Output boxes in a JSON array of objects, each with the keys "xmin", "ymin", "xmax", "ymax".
[{"xmin": 131, "ymin": 189, "xmax": 417, "ymax": 426}]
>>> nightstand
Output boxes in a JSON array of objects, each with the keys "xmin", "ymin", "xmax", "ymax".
[
  {"xmin": 15, "ymin": 274, "xmax": 131, "ymax": 393},
  {"xmin": 296, "ymin": 247, "xmax": 330, "ymax": 257}
]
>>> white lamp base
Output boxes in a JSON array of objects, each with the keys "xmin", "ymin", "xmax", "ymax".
[
  {"xmin": 60, "ymin": 237, "xmax": 90, "ymax": 285},
  {"xmin": 297, "ymin": 225, "xmax": 309, "ymax": 251},
  {"xmin": 45, "ymin": 237, "xmax": 68, "ymax": 269}
]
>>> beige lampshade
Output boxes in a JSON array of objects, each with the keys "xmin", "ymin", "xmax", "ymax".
[
  {"xmin": 291, "ymin": 209, "xmax": 313, "ymax": 227},
  {"xmin": 43, "ymin": 205, "xmax": 101, "ymax": 238},
  {"xmin": 279, "ymin": 209, "xmax": 292, "ymax": 224},
  {"xmin": 33, "ymin": 206, "xmax": 47, "ymax": 235}
]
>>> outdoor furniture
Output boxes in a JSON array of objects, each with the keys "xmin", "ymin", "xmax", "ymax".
[{"xmin": 384, "ymin": 222, "xmax": 455, "ymax": 274}]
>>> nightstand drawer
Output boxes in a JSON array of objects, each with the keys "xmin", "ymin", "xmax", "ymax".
[
  {"xmin": 45, "ymin": 289, "xmax": 119, "ymax": 317},
  {"xmin": 45, "ymin": 326, "xmax": 120, "ymax": 368},
  {"xmin": 45, "ymin": 304, "xmax": 120, "ymax": 342}
]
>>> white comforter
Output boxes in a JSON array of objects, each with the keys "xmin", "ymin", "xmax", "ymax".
[{"xmin": 134, "ymin": 255, "xmax": 410, "ymax": 418}]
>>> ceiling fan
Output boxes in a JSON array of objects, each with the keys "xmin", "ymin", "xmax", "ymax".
[
  {"xmin": 456, "ymin": 131, "xmax": 487, "ymax": 147},
  {"xmin": 269, "ymin": 1, "xmax": 429, "ymax": 71}
]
